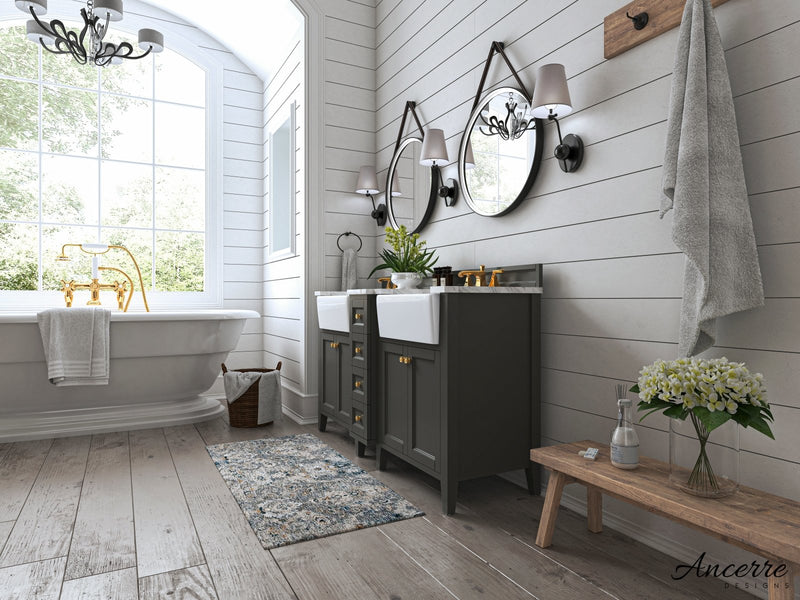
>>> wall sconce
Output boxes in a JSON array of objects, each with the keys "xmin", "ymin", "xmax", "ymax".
[
  {"xmin": 531, "ymin": 63, "xmax": 584, "ymax": 173},
  {"xmin": 419, "ymin": 128, "xmax": 459, "ymax": 207},
  {"xmin": 355, "ymin": 165, "xmax": 386, "ymax": 226}
]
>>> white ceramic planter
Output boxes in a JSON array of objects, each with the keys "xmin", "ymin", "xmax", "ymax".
[{"xmin": 391, "ymin": 272, "xmax": 422, "ymax": 289}]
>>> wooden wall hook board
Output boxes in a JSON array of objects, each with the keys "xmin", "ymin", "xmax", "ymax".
[{"xmin": 604, "ymin": 0, "xmax": 733, "ymax": 60}]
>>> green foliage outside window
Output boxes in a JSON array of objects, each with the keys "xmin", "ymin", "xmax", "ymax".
[{"xmin": 0, "ymin": 23, "xmax": 206, "ymax": 296}]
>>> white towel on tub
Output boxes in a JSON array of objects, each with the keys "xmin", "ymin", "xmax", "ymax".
[
  {"xmin": 37, "ymin": 307, "xmax": 111, "ymax": 386},
  {"xmin": 223, "ymin": 370, "xmax": 283, "ymax": 424}
]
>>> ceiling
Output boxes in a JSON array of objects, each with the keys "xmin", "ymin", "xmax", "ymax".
[{"xmin": 144, "ymin": 0, "xmax": 303, "ymax": 82}]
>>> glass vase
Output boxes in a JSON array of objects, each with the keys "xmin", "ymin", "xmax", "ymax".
[{"xmin": 669, "ymin": 414, "xmax": 739, "ymax": 498}]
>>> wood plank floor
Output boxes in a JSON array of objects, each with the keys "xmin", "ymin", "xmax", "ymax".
[{"xmin": 0, "ymin": 413, "xmax": 756, "ymax": 600}]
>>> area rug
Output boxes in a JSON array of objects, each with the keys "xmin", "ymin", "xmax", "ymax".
[{"xmin": 206, "ymin": 433, "xmax": 423, "ymax": 549}]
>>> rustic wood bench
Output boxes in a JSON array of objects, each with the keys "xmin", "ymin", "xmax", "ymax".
[{"xmin": 530, "ymin": 441, "xmax": 800, "ymax": 600}]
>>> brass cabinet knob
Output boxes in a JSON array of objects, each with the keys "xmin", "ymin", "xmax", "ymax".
[
  {"xmin": 354, "ymin": 414, "xmax": 362, "ymax": 423},
  {"xmin": 405, "ymin": 357, "xmax": 412, "ymax": 365},
  {"xmin": 354, "ymin": 346, "xmax": 362, "ymax": 354},
  {"xmin": 330, "ymin": 342, "xmax": 339, "ymax": 349},
  {"xmin": 354, "ymin": 380, "xmax": 362, "ymax": 389},
  {"xmin": 397, "ymin": 356, "xmax": 412, "ymax": 365},
  {"xmin": 398, "ymin": 356, "xmax": 404, "ymax": 364},
  {"xmin": 354, "ymin": 313, "xmax": 362, "ymax": 320}
]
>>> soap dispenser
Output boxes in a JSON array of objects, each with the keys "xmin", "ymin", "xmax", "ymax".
[{"xmin": 610, "ymin": 384, "xmax": 639, "ymax": 470}]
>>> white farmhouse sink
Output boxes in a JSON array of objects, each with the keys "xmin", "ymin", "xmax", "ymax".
[
  {"xmin": 316, "ymin": 295, "xmax": 350, "ymax": 332},
  {"xmin": 376, "ymin": 293, "xmax": 440, "ymax": 345}
]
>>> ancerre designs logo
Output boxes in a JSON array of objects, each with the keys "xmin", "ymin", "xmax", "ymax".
[{"xmin": 672, "ymin": 553, "xmax": 790, "ymax": 592}]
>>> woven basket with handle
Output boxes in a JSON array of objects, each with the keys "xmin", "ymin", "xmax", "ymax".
[{"xmin": 221, "ymin": 362, "xmax": 282, "ymax": 428}]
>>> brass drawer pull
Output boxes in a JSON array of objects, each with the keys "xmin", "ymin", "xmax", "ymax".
[
  {"xmin": 354, "ymin": 380, "xmax": 362, "ymax": 389},
  {"xmin": 354, "ymin": 346, "xmax": 362, "ymax": 354},
  {"xmin": 354, "ymin": 313, "xmax": 362, "ymax": 320},
  {"xmin": 354, "ymin": 414, "xmax": 362, "ymax": 423},
  {"xmin": 330, "ymin": 342, "xmax": 339, "ymax": 349}
]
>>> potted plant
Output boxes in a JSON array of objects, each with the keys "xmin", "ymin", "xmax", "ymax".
[
  {"xmin": 369, "ymin": 226, "xmax": 438, "ymax": 289},
  {"xmin": 633, "ymin": 357, "xmax": 773, "ymax": 498}
]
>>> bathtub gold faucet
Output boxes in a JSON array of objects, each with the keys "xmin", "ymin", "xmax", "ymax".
[{"xmin": 56, "ymin": 243, "xmax": 150, "ymax": 312}]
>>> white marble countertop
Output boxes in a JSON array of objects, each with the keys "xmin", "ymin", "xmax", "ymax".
[{"xmin": 315, "ymin": 286, "xmax": 542, "ymax": 296}]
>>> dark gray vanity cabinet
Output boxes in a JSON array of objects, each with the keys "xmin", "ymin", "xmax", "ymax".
[
  {"xmin": 376, "ymin": 292, "xmax": 541, "ymax": 514},
  {"xmin": 318, "ymin": 294, "xmax": 377, "ymax": 456}
]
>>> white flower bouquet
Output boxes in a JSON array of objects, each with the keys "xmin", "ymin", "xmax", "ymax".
[{"xmin": 632, "ymin": 357, "xmax": 773, "ymax": 493}]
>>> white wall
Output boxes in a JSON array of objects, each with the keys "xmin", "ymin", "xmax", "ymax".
[
  {"xmin": 263, "ymin": 32, "xmax": 307, "ymax": 420},
  {"xmin": 371, "ymin": 0, "xmax": 800, "ymax": 590}
]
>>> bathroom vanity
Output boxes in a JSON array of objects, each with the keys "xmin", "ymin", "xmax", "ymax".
[{"xmin": 316, "ymin": 285, "xmax": 542, "ymax": 514}]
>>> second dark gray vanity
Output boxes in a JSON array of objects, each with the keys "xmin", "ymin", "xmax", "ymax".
[{"xmin": 316, "ymin": 285, "xmax": 541, "ymax": 514}]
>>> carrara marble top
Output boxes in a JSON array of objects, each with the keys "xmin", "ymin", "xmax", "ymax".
[{"xmin": 315, "ymin": 285, "xmax": 543, "ymax": 296}]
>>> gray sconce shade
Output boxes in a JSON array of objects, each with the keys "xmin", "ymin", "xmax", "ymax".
[
  {"xmin": 531, "ymin": 63, "xmax": 573, "ymax": 118},
  {"xmin": 355, "ymin": 166, "xmax": 380, "ymax": 195},
  {"xmin": 420, "ymin": 128, "xmax": 450, "ymax": 167}
]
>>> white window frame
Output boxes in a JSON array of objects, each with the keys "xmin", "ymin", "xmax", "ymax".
[
  {"xmin": 266, "ymin": 100, "xmax": 296, "ymax": 262},
  {"xmin": 0, "ymin": 11, "xmax": 223, "ymax": 311}
]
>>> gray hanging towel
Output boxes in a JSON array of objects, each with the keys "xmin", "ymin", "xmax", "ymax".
[
  {"xmin": 660, "ymin": 0, "xmax": 763, "ymax": 357},
  {"xmin": 341, "ymin": 247, "xmax": 357, "ymax": 290}
]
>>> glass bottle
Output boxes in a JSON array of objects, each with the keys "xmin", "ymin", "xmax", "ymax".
[{"xmin": 611, "ymin": 398, "xmax": 639, "ymax": 469}]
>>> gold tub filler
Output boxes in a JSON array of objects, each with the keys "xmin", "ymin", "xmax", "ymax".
[{"xmin": 56, "ymin": 243, "xmax": 150, "ymax": 312}]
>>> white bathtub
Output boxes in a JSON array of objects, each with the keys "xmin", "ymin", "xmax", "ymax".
[{"xmin": 0, "ymin": 309, "xmax": 259, "ymax": 442}]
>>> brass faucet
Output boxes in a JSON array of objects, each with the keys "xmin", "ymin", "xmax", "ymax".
[
  {"xmin": 377, "ymin": 277, "xmax": 397, "ymax": 289},
  {"xmin": 56, "ymin": 243, "xmax": 150, "ymax": 312},
  {"xmin": 457, "ymin": 265, "xmax": 504, "ymax": 287}
]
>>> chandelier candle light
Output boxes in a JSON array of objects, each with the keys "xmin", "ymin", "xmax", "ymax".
[{"xmin": 16, "ymin": 0, "xmax": 164, "ymax": 67}]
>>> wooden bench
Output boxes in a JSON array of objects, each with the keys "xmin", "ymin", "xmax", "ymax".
[{"xmin": 530, "ymin": 441, "xmax": 800, "ymax": 600}]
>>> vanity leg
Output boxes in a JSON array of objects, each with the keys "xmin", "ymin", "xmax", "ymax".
[
  {"xmin": 768, "ymin": 562, "xmax": 795, "ymax": 600},
  {"xmin": 356, "ymin": 440, "xmax": 366, "ymax": 458},
  {"xmin": 318, "ymin": 414, "xmax": 327, "ymax": 432},
  {"xmin": 376, "ymin": 445, "xmax": 387, "ymax": 471},
  {"xmin": 442, "ymin": 477, "xmax": 458, "ymax": 515},
  {"xmin": 525, "ymin": 463, "xmax": 540, "ymax": 495},
  {"xmin": 535, "ymin": 470, "xmax": 568, "ymax": 548}
]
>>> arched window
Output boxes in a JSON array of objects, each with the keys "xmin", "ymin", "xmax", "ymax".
[{"xmin": 0, "ymin": 19, "xmax": 217, "ymax": 309}]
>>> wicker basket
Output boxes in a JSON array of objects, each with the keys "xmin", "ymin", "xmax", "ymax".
[{"xmin": 221, "ymin": 362, "xmax": 282, "ymax": 428}]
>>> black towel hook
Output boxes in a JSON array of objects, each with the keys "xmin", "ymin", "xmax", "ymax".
[
  {"xmin": 336, "ymin": 231, "xmax": 362, "ymax": 252},
  {"xmin": 626, "ymin": 10, "xmax": 649, "ymax": 30}
]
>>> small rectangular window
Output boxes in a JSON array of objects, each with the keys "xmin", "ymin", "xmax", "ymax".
[{"xmin": 268, "ymin": 102, "xmax": 296, "ymax": 260}]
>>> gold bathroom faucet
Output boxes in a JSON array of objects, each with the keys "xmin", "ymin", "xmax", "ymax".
[
  {"xmin": 56, "ymin": 244, "xmax": 150, "ymax": 312},
  {"xmin": 457, "ymin": 265, "xmax": 504, "ymax": 287}
]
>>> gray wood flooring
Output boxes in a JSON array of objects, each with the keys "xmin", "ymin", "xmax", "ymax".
[{"xmin": 0, "ymin": 413, "xmax": 753, "ymax": 600}]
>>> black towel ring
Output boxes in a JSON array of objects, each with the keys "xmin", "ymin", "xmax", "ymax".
[{"xmin": 336, "ymin": 231, "xmax": 362, "ymax": 252}]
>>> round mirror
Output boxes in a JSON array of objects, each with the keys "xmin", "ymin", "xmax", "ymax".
[
  {"xmin": 458, "ymin": 87, "xmax": 543, "ymax": 217},
  {"xmin": 386, "ymin": 137, "xmax": 436, "ymax": 234}
]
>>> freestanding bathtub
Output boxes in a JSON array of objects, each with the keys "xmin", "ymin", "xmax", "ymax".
[{"xmin": 0, "ymin": 309, "xmax": 259, "ymax": 442}]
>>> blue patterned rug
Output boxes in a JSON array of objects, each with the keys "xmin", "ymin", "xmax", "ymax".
[{"xmin": 206, "ymin": 433, "xmax": 423, "ymax": 549}]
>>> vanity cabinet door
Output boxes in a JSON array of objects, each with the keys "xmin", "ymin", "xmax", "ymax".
[
  {"xmin": 378, "ymin": 341, "xmax": 408, "ymax": 455},
  {"xmin": 407, "ymin": 345, "xmax": 441, "ymax": 473},
  {"xmin": 319, "ymin": 332, "xmax": 352, "ymax": 423},
  {"xmin": 320, "ymin": 332, "xmax": 340, "ymax": 415},
  {"xmin": 336, "ymin": 336, "xmax": 353, "ymax": 423}
]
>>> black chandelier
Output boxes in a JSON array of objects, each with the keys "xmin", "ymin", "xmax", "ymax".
[
  {"xmin": 478, "ymin": 91, "xmax": 536, "ymax": 141},
  {"xmin": 17, "ymin": 0, "xmax": 164, "ymax": 67}
]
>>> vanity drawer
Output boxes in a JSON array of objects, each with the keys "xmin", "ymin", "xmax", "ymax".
[
  {"xmin": 351, "ymin": 368, "xmax": 367, "ymax": 402},
  {"xmin": 351, "ymin": 402, "xmax": 367, "ymax": 436},
  {"xmin": 351, "ymin": 336, "xmax": 368, "ymax": 364},
  {"xmin": 350, "ymin": 300, "xmax": 369, "ymax": 332}
]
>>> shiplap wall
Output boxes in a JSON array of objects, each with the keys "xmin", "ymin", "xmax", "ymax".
[
  {"xmin": 263, "ymin": 33, "xmax": 306, "ymax": 418},
  {"xmin": 319, "ymin": 0, "xmax": 379, "ymax": 292},
  {"xmin": 374, "ymin": 0, "xmax": 800, "ymax": 589}
]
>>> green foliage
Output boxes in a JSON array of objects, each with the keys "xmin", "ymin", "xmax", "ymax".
[
  {"xmin": 0, "ymin": 23, "xmax": 206, "ymax": 295},
  {"xmin": 369, "ymin": 226, "xmax": 438, "ymax": 277}
]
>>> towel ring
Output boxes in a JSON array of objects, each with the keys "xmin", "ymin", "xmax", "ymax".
[{"xmin": 336, "ymin": 231, "xmax": 362, "ymax": 252}]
